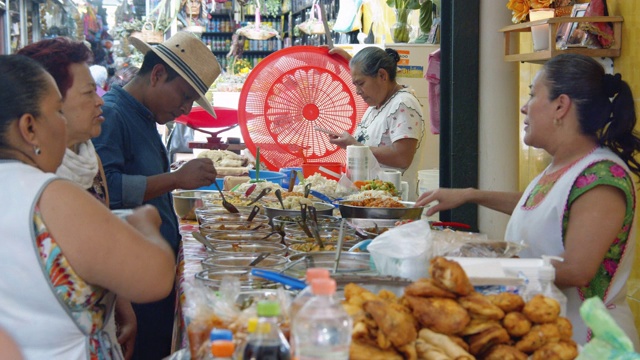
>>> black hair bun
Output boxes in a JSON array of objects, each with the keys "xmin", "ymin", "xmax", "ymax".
[{"xmin": 385, "ymin": 48, "xmax": 400, "ymax": 64}]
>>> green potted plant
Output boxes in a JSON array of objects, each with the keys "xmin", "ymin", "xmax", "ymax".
[{"xmin": 386, "ymin": 0, "xmax": 421, "ymax": 42}]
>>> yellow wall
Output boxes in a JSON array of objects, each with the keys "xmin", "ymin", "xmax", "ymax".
[{"xmin": 517, "ymin": 1, "xmax": 640, "ymax": 328}]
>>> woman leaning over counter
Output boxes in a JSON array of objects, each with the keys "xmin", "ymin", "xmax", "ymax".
[
  {"xmin": 0, "ymin": 55, "xmax": 175, "ymax": 359},
  {"xmin": 326, "ymin": 46, "xmax": 425, "ymax": 196},
  {"xmin": 416, "ymin": 54, "xmax": 640, "ymax": 349}
]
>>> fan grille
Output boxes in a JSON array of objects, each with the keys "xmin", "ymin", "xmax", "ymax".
[{"xmin": 239, "ymin": 46, "xmax": 368, "ymax": 171}]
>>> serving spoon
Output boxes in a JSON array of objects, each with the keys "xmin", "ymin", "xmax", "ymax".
[
  {"xmin": 214, "ymin": 181, "xmax": 239, "ymax": 213},
  {"xmin": 247, "ymin": 187, "xmax": 272, "ymax": 206},
  {"xmin": 275, "ymin": 189, "xmax": 286, "ymax": 209}
]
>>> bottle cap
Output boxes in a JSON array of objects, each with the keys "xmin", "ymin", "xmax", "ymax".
[
  {"xmin": 211, "ymin": 340, "xmax": 235, "ymax": 357},
  {"xmin": 310, "ymin": 278, "xmax": 336, "ymax": 295},
  {"xmin": 305, "ymin": 268, "xmax": 330, "ymax": 282},
  {"xmin": 247, "ymin": 317, "xmax": 259, "ymax": 333},
  {"xmin": 209, "ymin": 328, "xmax": 233, "ymax": 342},
  {"xmin": 257, "ymin": 300, "xmax": 281, "ymax": 317}
]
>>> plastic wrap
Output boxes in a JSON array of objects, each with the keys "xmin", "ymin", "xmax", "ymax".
[{"xmin": 431, "ymin": 229, "xmax": 525, "ymax": 258}]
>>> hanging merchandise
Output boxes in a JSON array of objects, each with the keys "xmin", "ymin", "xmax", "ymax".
[
  {"xmin": 236, "ymin": 0, "xmax": 279, "ymax": 40},
  {"xmin": 333, "ymin": 0, "xmax": 363, "ymax": 33},
  {"xmin": 296, "ymin": 3, "xmax": 325, "ymax": 35},
  {"xmin": 425, "ymin": 48, "xmax": 440, "ymax": 134}
]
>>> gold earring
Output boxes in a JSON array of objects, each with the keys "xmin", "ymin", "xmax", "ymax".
[{"xmin": 553, "ymin": 118, "xmax": 561, "ymax": 126}]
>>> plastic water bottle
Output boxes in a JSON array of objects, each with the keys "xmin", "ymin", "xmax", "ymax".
[
  {"xmin": 293, "ymin": 278, "xmax": 353, "ymax": 360},
  {"xmin": 211, "ymin": 340, "xmax": 235, "ymax": 359},
  {"xmin": 290, "ymin": 268, "xmax": 331, "ymax": 321},
  {"xmin": 243, "ymin": 301, "xmax": 291, "ymax": 360},
  {"xmin": 235, "ymin": 317, "xmax": 258, "ymax": 360},
  {"xmin": 207, "ymin": 329, "xmax": 233, "ymax": 360},
  {"xmin": 524, "ymin": 255, "xmax": 568, "ymax": 316}
]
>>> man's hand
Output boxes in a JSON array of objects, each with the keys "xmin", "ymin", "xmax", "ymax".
[{"xmin": 173, "ymin": 158, "xmax": 217, "ymax": 189}]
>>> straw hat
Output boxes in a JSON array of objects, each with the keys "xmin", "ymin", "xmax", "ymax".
[{"xmin": 129, "ymin": 31, "xmax": 220, "ymax": 118}]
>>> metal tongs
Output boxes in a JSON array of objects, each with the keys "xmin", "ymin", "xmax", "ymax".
[{"xmin": 333, "ymin": 219, "xmax": 347, "ymax": 273}]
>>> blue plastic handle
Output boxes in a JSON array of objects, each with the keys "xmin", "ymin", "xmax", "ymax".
[
  {"xmin": 308, "ymin": 190, "xmax": 339, "ymax": 207},
  {"xmin": 250, "ymin": 268, "xmax": 307, "ymax": 290}
]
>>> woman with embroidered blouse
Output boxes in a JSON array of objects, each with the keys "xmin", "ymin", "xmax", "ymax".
[
  {"xmin": 327, "ymin": 47, "xmax": 425, "ymax": 197},
  {"xmin": 0, "ymin": 55, "xmax": 174, "ymax": 359},
  {"xmin": 415, "ymin": 54, "xmax": 640, "ymax": 349}
]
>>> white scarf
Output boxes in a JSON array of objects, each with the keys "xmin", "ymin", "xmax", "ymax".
[{"xmin": 56, "ymin": 140, "xmax": 99, "ymax": 189}]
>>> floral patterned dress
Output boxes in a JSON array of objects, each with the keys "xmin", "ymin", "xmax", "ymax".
[
  {"xmin": 34, "ymin": 206, "xmax": 122, "ymax": 360},
  {"xmin": 523, "ymin": 160, "xmax": 634, "ymax": 301}
]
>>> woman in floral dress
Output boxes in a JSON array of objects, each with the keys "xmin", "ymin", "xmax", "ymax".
[
  {"xmin": 415, "ymin": 54, "xmax": 640, "ymax": 348},
  {"xmin": 0, "ymin": 55, "xmax": 174, "ymax": 359}
]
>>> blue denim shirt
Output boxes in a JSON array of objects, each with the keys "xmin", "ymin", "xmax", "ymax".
[{"xmin": 93, "ymin": 86, "xmax": 180, "ymax": 255}]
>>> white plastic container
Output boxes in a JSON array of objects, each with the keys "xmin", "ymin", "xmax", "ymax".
[{"xmin": 292, "ymin": 278, "xmax": 352, "ymax": 360}]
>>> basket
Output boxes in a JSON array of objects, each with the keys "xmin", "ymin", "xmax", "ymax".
[{"xmin": 131, "ymin": 22, "xmax": 164, "ymax": 44}]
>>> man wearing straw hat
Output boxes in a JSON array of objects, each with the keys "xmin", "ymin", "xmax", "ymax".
[{"xmin": 93, "ymin": 31, "xmax": 221, "ymax": 359}]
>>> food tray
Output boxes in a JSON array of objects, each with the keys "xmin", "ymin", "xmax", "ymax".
[
  {"xmin": 338, "ymin": 201, "xmax": 425, "ymax": 220},
  {"xmin": 284, "ymin": 252, "xmax": 371, "ymax": 277},
  {"xmin": 347, "ymin": 218, "xmax": 398, "ymax": 238},
  {"xmin": 201, "ymin": 254, "xmax": 289, "ymax": 270},
  {"xmin": 264, "ymin": 202, "xmax": 334, "ymax": 220},
  {"xmin": 195, "ymin": 268, "xmax": 278, "ymax": 290},
  {"xmin": 332, "ymin": 274, "xmax": 414, "ymax": 297}
]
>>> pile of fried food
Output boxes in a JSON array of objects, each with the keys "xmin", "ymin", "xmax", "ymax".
[{"xmin": 343, "ymin": 257, "xmax": 578, "ymax": 360}]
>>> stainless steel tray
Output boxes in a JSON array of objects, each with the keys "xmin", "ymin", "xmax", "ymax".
[
  {"xmin": 264, "ymin": 202, "xmax": 334, "ymax": 220},
  {"xmin": 333, "ymin": 274, "xmax": 414, "ymax": 297},
  {"xmin": 338, "ymin": 201, "xmax": 425, "ymax": 220},
  {"xmin": 285, "ymin": 251, "xmax": 372, "ymax": 277}
]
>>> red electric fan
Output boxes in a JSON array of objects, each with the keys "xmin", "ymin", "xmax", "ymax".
[{"xmin": 238, "ymin": 46, "xmax": 368, "ymax": 170}]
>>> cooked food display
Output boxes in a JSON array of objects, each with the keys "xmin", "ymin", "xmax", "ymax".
[
  {"xmin": 353, "ymin": 179, "xmax": 398, "ymax": 196},
  {"xmin": 347, "ymin": 197, "xmax": 406, "ymax": 208},
  {"xmin": 342, "ymin": 256, "xmax": 578, "ymax": 359}
]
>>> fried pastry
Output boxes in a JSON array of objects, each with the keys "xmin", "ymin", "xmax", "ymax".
[
  {"xmin": 429, "ymin": 257, "xmax": 474, "ymax": 296},
  {"xmin": 397, "ymin": 341, "xmax": 418, "ymax": 360},
  {"xmin": 485, "ymin": 292, "xmax": 525, "ymax": 313},
  {"xmin": 406, "ymin": 295, "xmax": 470, "ymax": 335},
  {"xmin": 459, "ymin": 318, "xmax": 502, "ymax": 336},
  {"xmin": 350, "ymin": 340, "xmax": 403, "ymax": 360},
  {"xmin": 555, "ymin": 317, "xmax": 573, "ymax": 341},
  {"xmin": 502, "ymin": 312, "xmax": 532, "ymax": 337},
  {"xmin": 364, "ymin": 300, "xmax": 418, "ymax": 348},
  {"xmin": 467, "ymin": 326, "xmax": 510, "ymax": 356},
  {"xmin": 481, "ymin": 344, "xmax": 527, "ymax": 360},
  {"xmin": 531, "ymin": 340, "xmax": 578, "ymax": 360},
  {"xmin": 449, "ymin": 335, "xmax": 470, "ymax": 352},
  {"xmin": 415, "ymin": 339, "xmax": 453, "ymax": 360},
  {"xmin": 522, "ymin": 294, "xmax": 561, "ymax": 324},
  {"xmin": 344, "ymin": 283, "xmax": 379, "ymax": 308},
  {"xmin": 404, "ymin": 278, "xmax": 457, "ymax": 299},
  {"xmin": 419, "ymin": 328, "xmax": 475, "ymax": 360},
  {"xmin": 458, "ymin": 292, "xmax": 505, "ymax": 321},
  {"xmin": 514, "ymin": 323, "xmax": 561, "ymax": 353}
]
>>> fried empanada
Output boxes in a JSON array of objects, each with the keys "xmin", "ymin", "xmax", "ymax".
[
  {"xmin": 481, "ymin": 344, "xmax": 528, "ymax": 360},
  {"xmin": 397, "ymin": 340, "xmax": 418, "ymax": 360},
  {"xmin": 502, "ymin": 312, "xmax": 532, "ymax": 337},
  {"xmin": 531, "ymin": 340, "xmax": 578, "ymax": 360},
  {"xmin": 514, "ymin": 323, "xmax": 561, "ymax": 353},
  {"xmin": 419, "ymin": 328, "xmax": 475, "ymax": 360},
  {"xmin": 406, "ymin": 295, "xmax": 470, "ymax": 335},
  {"xmin": 429, "ymin": 257, "xmax": 474, "ymax": 296},
  {"xmin": 522, "ymin": 294, "xmax": 561, "ymax": 324},
  {"xmin": 458, "ymin": 292, "xmax": 505, "ymax": 321},
  {"xmin": 555, "ymin": 317, "xmax": 573, "ymax": 341},
  {"xmin": 459, "ymin": 318, "xmax": 502, "ymax": 336},
  {"xmin": 344, "ymin": 283, "xmax": 379, "ymax": 308},
  {"xmin": 364, "ymin": 300, "xmax": 418, "ymax": 348},
  {"xmin": 415, "ymin": 339, "xmax": 453, "ymax": 360},
  {"xmin": 467, "ymin": 326, "xmax": 511, "ymax": 356},
  {"xmin": 350, "ymin": 340, "xmax": 403, "ymax": 360},
  {"xmin": 485, "ymin": 292, "xmax": 525, "ymax": 313},
  {"xmin": 404, "ymin": 278, "xmax": 457, "ymax": 299}
]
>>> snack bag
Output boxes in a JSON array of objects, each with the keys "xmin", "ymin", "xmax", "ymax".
[
  {"xmin": 577, "ymin": 297, "xmax": 640, "ymax": 360},
  {"xmin": 367, "ymin": 219, "xmax": 432, "ymax": 280}
]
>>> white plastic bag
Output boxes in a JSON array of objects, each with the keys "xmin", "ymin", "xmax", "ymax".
[{"xmin": 367, "ymin": 219, "xmax": 432, "ymax": 280}]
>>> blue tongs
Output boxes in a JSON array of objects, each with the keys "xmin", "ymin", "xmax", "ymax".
[{"xmin": 250, "ymin": 268, "xmax": 306, "ymax": 290}]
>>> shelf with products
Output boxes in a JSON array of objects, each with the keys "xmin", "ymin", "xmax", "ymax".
[{"xmin": 499, "ymin": 16, "xmax": 623, "ymax": 64}]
